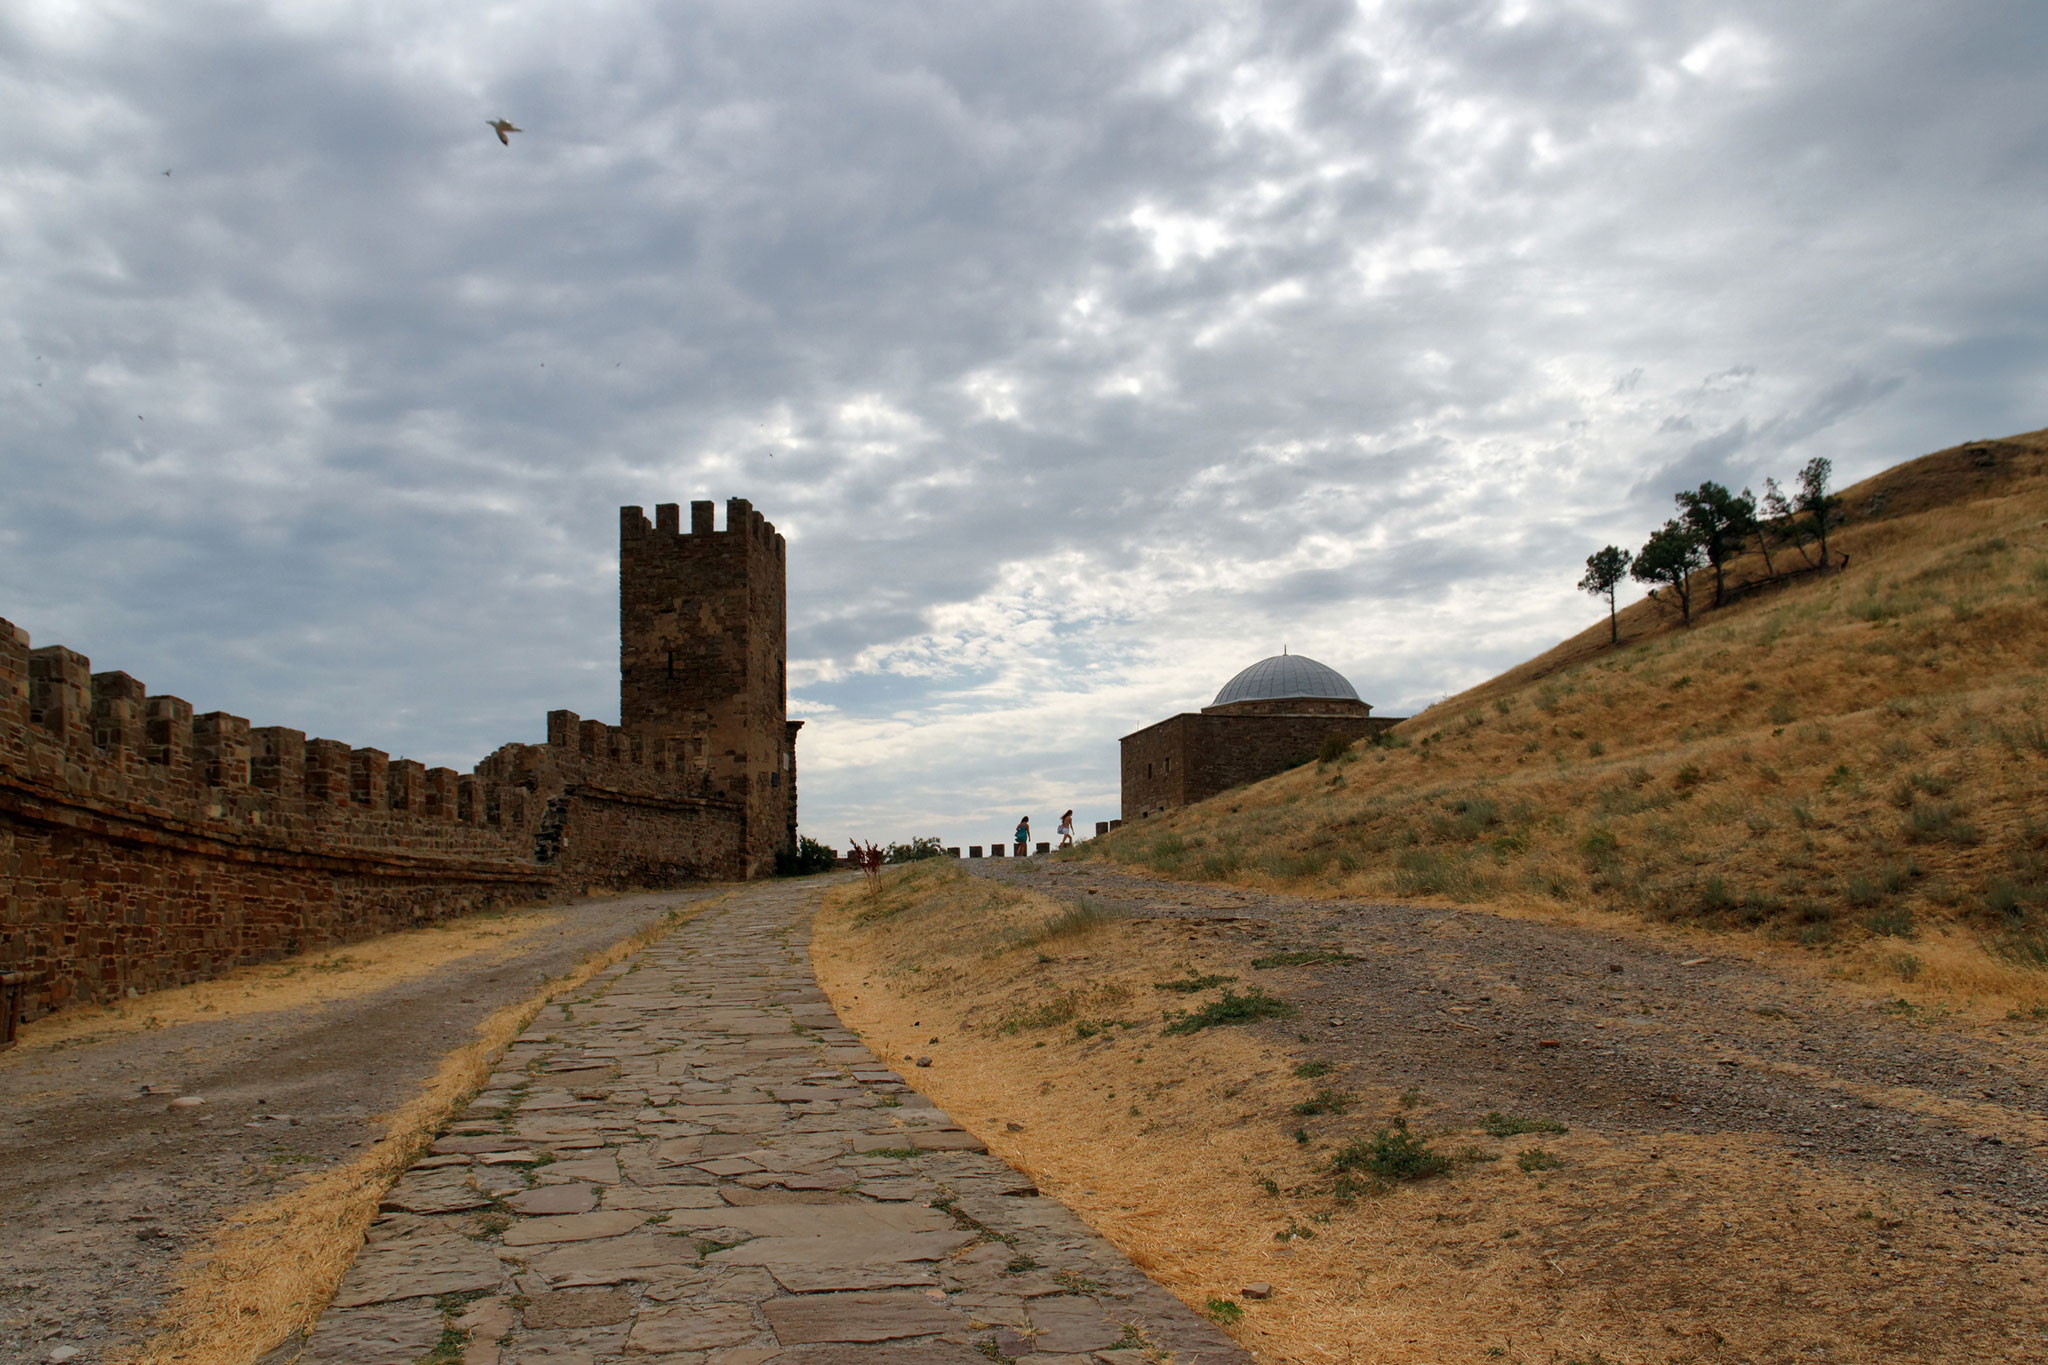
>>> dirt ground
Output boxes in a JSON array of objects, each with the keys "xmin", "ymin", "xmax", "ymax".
[
  {"xmin": 811, "ymin": 857, "xmax": 2048, "ymax": 1364},
  {"xmin": 0, "ymin": 888, "xmax": 726, "ymax": 1365}
]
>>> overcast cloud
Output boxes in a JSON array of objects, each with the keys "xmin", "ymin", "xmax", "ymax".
[{"xmin": 3, "ymin": 0, "xmax": 2043, "ymax": 848}]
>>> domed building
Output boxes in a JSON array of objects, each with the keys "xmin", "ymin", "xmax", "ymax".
[{"xmin": 1120, "ymin": 652, "xmax": 1401, "ymax": 820}]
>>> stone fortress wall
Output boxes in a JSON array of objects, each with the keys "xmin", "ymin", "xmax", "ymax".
[{"xmin": 0, "ymin": 497, "xmax": 790, "ymax": 1023}]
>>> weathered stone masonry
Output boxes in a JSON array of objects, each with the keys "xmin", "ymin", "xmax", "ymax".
[{"xmin": 0, "ymin": 497, "xmax": 793, "ymax": 1022}]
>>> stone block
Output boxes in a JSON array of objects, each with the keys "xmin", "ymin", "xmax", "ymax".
[
  {"xmin": 193, "ymin": 711, "xmax": 251, "ymax": 788},
  {"xmin": 28, "ymin": 645, "xmax": 91, "ymax": 748},
  {"xmin": 425, "ymin": 766, "xmax": 459, "ymax": 819},
  {"xmin": 144, "ymin": 695, "xmax": 193, "ymax": 772},
  {"xmin": 388, "ymin": 758, "xmax": 426, "ymax": 811},
  {"xmin": 305, "ymin": 738, "xmax": 352, "ymax": 805},
  {"xmin": 250, "ymin": 726, "xmax": 306, "ymax": 797},
  {"xmin": 350, "ymin": 747, "xmax": 389, "ymax": 810},
  {"xmin": 90, "ymin": 671, "xmax": 147, "ymax": 754},
  {"xmin": 0, "ymin": 617, "xmax": 28, "ymax": 729}
]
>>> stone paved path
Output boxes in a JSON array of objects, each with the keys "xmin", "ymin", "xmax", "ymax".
[{"xmin": 284, "ymin": 880, "xmax": 1250, "ymax": 1365}]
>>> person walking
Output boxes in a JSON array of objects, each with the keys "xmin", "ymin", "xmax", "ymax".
[
  {"xmin": 1057, "ymin": 810, "xmax": 1074, "ymax": 848},
  {"xmin": 1014, "ymin": 815, "xmax": 1030, "ymax": 857}
]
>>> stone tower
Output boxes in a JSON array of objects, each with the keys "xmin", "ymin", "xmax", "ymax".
[{"xmin": 619, "ymin": 498, "xmax": 798, "ymax": 877}]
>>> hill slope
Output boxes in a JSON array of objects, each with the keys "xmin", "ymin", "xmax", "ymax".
[{"xmin": 1083, "ymin": 427, "xmax": 2048, "ymax": 1004}]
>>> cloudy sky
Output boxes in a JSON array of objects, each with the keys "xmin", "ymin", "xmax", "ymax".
[{"xmin": 4, "ymin": 1, "xmax": 2043, "ymax": 849}]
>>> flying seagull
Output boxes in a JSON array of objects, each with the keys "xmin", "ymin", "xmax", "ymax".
[{"xmin": 488, "ymin": 119, "xmax": 521, "ymax": 145}]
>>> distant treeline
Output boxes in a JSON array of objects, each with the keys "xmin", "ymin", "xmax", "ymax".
[{"xmin": 1578, "ymin": 457, "xmax": 1843, "ymax": 641}]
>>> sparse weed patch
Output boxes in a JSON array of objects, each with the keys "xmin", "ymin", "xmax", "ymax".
[
  {"xmin": 1153, "ymin": 972, "xmax": 1237, "ymax": 993},
  {"xmin": 1162, "ymin": 986, "xmax": 1296, "ymax": 1035},
  {"xmin": 997, "ymin": 981, "xmax": 1132, "ymax": 1034},
  {"xmin": 1329, "ymin": 1118, "xmax": 1450, "ymax": 1192},
  {"xmin": 1290, "ymin": 1088, "xmax": 1356, "ymax": 1116},
  {"xmin": 1903, "ymin": 800, "xmax": 1981, "ymax": 846},
  {"xmin": 1251, "ymin": 948, "xmax": 1357, "ymax": 969},
  {"xmin": 1481, "ymin": 1111, "xmax": 1568, "ymax": 1137},
  {"xmin": 1516, "ymin": 1147, "xmax": 1564, "ymax": 1172}
]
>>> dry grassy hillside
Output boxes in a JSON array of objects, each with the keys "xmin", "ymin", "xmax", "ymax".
[{"xmin": 1083, "ymin": 428, "xmax": 2048, "ymax": 1005}]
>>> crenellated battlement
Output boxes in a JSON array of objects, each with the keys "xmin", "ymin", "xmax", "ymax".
[
  {"xmin": 0, "ymin": 617, "xmax": 543, "ymax": 850},
  {"xmin": 622, "ymin": 497, "xmax": 787, "ymax": 562}
]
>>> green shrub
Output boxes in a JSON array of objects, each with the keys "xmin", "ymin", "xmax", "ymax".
[
  {"xmin": 1317, "ymin": 732, "xmax": 1354, "ymax": 765},
  {"xmin": 1516, "ymin": 1147, "xmax": 1564, "ymax": 1172},
  {"xmin": 776, "ymin": 835, "xmax": 840, "ymax": 876},
  {"xmin": 884, "ymin": 835, "xmax": 948, "ymax": 863},
  {"xmin": 1162, "ymin": 986, "xmax": 1296, "ymax": 1035},
  {"xmin": 1290, "ymin": 1088, "xmax": 1356, "ymax": 1117},
  {"xmin": 1329, "ymin": 1118, "xmax": 1450, "ymax": 1186}
]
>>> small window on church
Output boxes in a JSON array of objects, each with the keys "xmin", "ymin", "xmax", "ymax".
[{"xmin": 1147, "ymin": 762, "xmax": 1154, "ymax": 778}]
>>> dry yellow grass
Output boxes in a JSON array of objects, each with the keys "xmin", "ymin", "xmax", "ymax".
[
  {"xmin": 1083, "ymin": 428, "xmax": 2048, "ymax": 1017},
  {"xmin": 113, "ymin": 892, "xmax": 728, "ymax": 1365},
  {"xmin": 812, "ymin": 862, "xmax": 2046, "ymax": 1364},
  {"xmin": 3, "ymin": 908, "xmax": 563, "ymax": 1060}
]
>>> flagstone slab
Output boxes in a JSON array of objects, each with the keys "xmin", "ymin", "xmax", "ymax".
[
  {"xmin": 720, "ymin": 1187, "xmax": 854, "ymax": 1207},
  {"xmin": 907, "ymin": 1130, "xmax": 988, "ymax": 1153},
  {"xmin": 763, "ymin": 1290, "xmax": 961, "ymax": 1344},
  {"xmin": 523, "ymin": 1288, "xmax": 637, "ymax": 1329},
  {"xmin": 603, "ymin": 1183, "xmax": 728, "ymax": 1211},
  {"xmin": 547, "ymin": 1154, "xmax": 624, "ymax": 1183},
  {"xmin": 430, "ymin": 1134, "xmax": 525, "ymax": 1155},
  {"xmin": 329, "ymin": 1232, "xmax": 506, "ymax": 1307},
  {"xmin": 1023, "ymin": 1297, "xmax": 1123, "ymax": 1353},
  {"xmin": 708, "ymin": 1229, "xmax": 975, "ymax": 1269},
  {"xmin": 379, "ymin": 1168, "xmax": 493, "ymax": 1215},
  {"xmin": 625, "ymin": 1302, "xmax": 763, "ymax": 1352},
  {"xmin": 768, "ymin": 1264, "xmax": 941, "ymax": 1294},
  {"xmin": 764, "ymin": 1346, "xmax": 990, "ymax": 1365},
  {"xmin": 502, "ymin": 1211, "xmax": 649, "ymax": 1246},
  {"xmin": 293, "ymin": 1301, "xmax": 444, "ymax": 1363},
  {"xmin": 528, "ymin": 1232, "xmax": 700, "ymax": 1286},
  {"xmin": 852, "ymin": 1180, "xmax": 930, "ymax": 1201},
  {"xmin": 507, "ymin": 1182, "xmax": 598, "ymax": 1216}
]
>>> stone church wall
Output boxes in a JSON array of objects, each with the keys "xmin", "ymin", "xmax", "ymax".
[{"xmin": 1121, "ymin": 711, "xmax": 1397, "ymax": 820}]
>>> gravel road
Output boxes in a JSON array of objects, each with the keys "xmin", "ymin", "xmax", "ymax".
[
  {"xmin": 0, "ymin": 888, "xmax": 722, "ymax": 1365},
  {"xmin": 970, "ymin": 858, "xmax": 2048, "ymax": 1236}
]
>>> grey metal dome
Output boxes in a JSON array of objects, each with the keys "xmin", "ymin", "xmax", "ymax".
[{"xmin": 1211, "ymin": 654, "xmax": 1361, "ymax": 707}]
